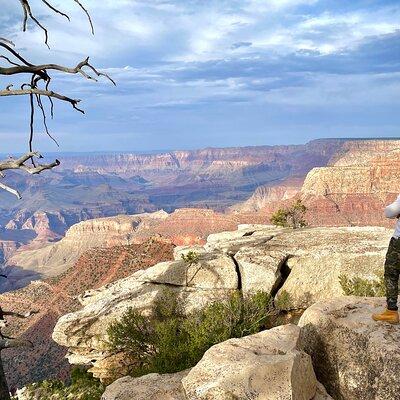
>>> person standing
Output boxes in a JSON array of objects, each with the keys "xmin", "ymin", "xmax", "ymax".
[{"xmin": 372, "ymin": 194, "xmax": 400, "ymax": 324}]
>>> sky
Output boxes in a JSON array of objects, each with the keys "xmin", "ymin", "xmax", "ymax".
[{"xmin": 0, "ymin": 0, "xmax": 399, "ymax": 153}]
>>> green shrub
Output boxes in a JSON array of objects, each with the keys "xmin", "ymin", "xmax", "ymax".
[
  {"xmin": 107, "ymin": 290, "xmax": 276, "ymax": 377},
  {"xmin": 339, "ymin": 274, "xmax": 386, "ymax": 297},
  {"xmin": 20, "ymin": 367, "xmax": 105, "ymax": 400},
  {"xmin": 181, "ymin": 251, "xmax": 200, "ymax": 264},
  {"xmin": 270, "ymin": 200, "xmax": 307, "ymax": 229}
]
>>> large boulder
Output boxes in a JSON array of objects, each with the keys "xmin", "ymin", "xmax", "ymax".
[
  {"xmin": 101, "ymin": 325, "xmax": 331, "ymax": 400},
  {"xmin": 299, "ymin": 296, "xmax": 400, "ymax": 400},
  {"xmin": 101, "ymin": 370, "xmax": 189, "ymax": 400},
  {"xmin": 182, "ymin": 324, "xmax": 318, "ymax": 400}
]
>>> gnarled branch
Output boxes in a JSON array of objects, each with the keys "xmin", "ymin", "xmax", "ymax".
[{"xmin": 0, "ymin": 152, "xmax": 60, "ymax": 198}]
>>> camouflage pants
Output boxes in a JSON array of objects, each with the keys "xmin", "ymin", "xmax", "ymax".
[{"xmin": 385, "ymin": 237, "xmax": 400, "ymax": 311}]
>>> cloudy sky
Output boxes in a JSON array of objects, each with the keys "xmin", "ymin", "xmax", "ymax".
[{"xmin": 0, "ymin": 0, "xmax": 399, "ymax": 153}]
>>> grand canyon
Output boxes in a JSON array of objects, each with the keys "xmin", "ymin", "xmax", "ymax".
[
  {"xmin": 0, "ymin": 137, "xmax": 399, "ymax": 395},
  {"xmin": 3, "ymin": 0, "xmax": 399, "ymax": 397}
]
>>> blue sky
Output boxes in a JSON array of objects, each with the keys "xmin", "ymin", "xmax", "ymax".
[{"xmin": 0, "ymin": 0, "xmax": 399, "ymax": 153}]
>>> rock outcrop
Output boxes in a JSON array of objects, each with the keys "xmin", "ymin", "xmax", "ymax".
[
  {"xmin": 101, "ymin": 325, "xmax": 331, "ymax": 400},
  {"xmin": 52, "ymin": 224, "xmax": 392, "ymax": 382},
  {"xmin": 299, "ymin": 296, "xmax": 400, "ymax": 400}
]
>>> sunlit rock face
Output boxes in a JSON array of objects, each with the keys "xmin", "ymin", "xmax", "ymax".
[
  {"xmin": 233, "ymin": 139, "xmax": 400, "ymax": 228},
  {"xmin": 53, "ymin": 224, "xmax": 391, "ymax": 382},
  {"xmin": 301, "ymin": 140, "xmax": 400, "ymax": 227}
]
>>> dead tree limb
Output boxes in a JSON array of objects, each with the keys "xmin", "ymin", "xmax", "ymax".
[
  {"xmin": 0, "ymin": 0, "xmax": 114, "ymax": 199},
  {"xmin": 0, "ymin": 152, "xmax": 60, "ymax": 199}
]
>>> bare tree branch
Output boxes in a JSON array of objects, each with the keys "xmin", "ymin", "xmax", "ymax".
[
  {"xmin": 0, "ymin": 87, "xmax": 85, "ymax": 113},
  {"xmin": 0, "ymin": 152, "xmax": 60, "ymax": 198},
  {"xmin": 0, "ymin": 56, "xmax": 115, "ymax": 85}
]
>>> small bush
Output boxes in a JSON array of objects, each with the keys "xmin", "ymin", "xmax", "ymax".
[
  {"xmin": 20, "ymin": 367, "xmax": 105, "ymax": 400},
  {"xmin": 270, "ymin": 200, "xmax": 307, "ymax": 229},
  {"xmin": 107, "ymin": 290, "xmax": 276, "ymax": 377},
  {"xmin": 181, "ymin": 251, "xmax": 200, "ymax": 264},
  {"xmin": 339, "ymin": 274, "xmax": 386, "ymax": 297}
]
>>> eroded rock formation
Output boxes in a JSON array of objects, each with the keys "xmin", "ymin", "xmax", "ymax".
[{"xmin": 52, "ymin": 224, "xmax": 391, "ymax": 382}]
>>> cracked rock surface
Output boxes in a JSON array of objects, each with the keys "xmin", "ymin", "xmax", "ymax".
[{"xmin": 52, "ymin": 224, "xmax": 391, "ymax": 382}]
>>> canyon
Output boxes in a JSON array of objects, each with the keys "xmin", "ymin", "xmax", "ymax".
[
  {"xmin": 1, "ymin": 137, "xmax": 400, "ymax": 397},
  {"xmin": 3, "ymin": 138, "xmax": 400, "ymax": 281},
  {"xmin": 0, "ymin": 138, "xmax": 346, "ymax": 263}
]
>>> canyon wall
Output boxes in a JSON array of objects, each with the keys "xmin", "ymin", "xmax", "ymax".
[
  {"xmin": 301, "ymin": 141, "xmax": 400, "ymax": 227},
  {"xmin": 233, "ymin": 139, "xmax": 400, "ymax": 227}
]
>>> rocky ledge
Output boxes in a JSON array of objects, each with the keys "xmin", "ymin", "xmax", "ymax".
[
  {"xmin": 52, "ymin": 224, "xmax": 392, "ymax": 383},
  {"xmin": 101, "ymin": 297, "xmax": 400, "ymax": 400}
]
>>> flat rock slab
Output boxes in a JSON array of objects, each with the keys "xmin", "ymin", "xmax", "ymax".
[
  {"xmin": 101, "ymin": 370, "xmax": 189, "ymax": 400},
  {"xmin": 299, "ymin": 296, "xmax": 400, "ymax": 400},
  {"xmin": 137, "ymin": 254, "xmax": 238, "ymax": 289}
]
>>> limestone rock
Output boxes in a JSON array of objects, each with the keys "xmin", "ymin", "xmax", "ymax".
[
  {"xmin": 275, "ymin": 227, "xmax": 390, "ymax": 309},
  {"xmin": 234, "ymin": 247, "xmax": 289, "ymax": 294},
  {"xmin": 182, "ymin": 324, "xmax": 317, "ymax": 400},
  {"xmin": 101, "ymin": 371, "xmax": 189, "ymax": 400},
  {"xmin": 137, "ymin": 254, "xmax": 238, "ymax": 289},
  {"xmin": 299, "ymin": 296, "xmax": 400, "ymax": 400},
  {"xmin": 173, "ymin": 245, "xmax": 207, "ymax": 260},
  {"xmin": 52, "ymin": 225, "xmax": 392, "ymax": 382}
]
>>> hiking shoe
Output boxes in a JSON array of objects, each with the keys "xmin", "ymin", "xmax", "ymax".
[{"xmin": 372, "ymin": 309, "xmax": 399, "ymax": 324}]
